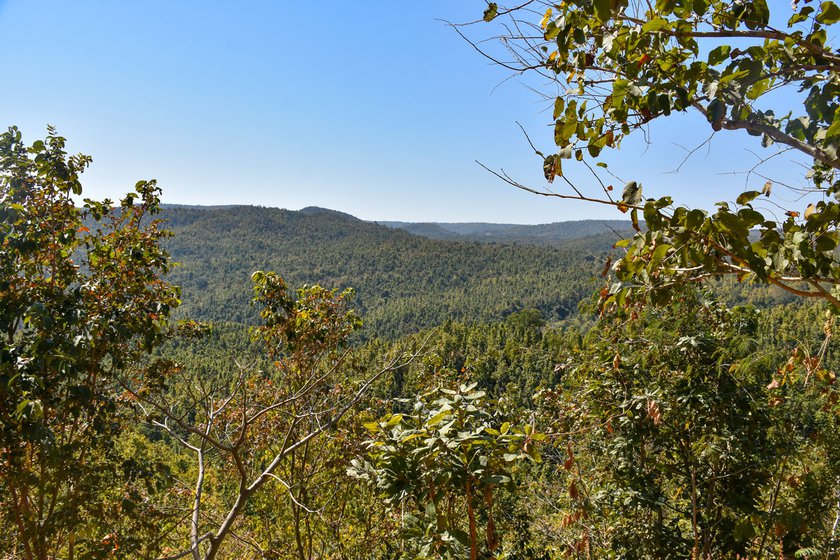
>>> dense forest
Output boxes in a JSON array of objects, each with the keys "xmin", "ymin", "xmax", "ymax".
[
  {"xmin": 2, "ymin": 125, "xmax": 838, "ymax": 560},
  {"xmin": 162, "ymin": 205, "xmax": 618, "ymax": 338},
  {"xmin": 4, "ymin": 1, "xmax": 840, "ymax": 557}
]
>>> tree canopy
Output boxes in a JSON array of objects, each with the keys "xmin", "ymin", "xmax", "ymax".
[
  {"xmin": 476, "ymin": 0, "xmax": 840, "ymax": 309},
  {"xmin": 0, "ymin": 126, "xmax": 180, "ymax": 559},
  {"xmin": 2, "ymin": 124, "xmax": 840, "ymax": 559}
]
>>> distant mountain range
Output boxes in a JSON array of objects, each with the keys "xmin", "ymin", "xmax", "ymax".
[{"xmin": 377, "ymin": 218, "xmax": 634, "ymax": 246}]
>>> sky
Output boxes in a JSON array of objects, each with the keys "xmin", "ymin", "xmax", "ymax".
[{"xmin": 0, "ymin": 1, "xmax": 814, "ymax": 223}]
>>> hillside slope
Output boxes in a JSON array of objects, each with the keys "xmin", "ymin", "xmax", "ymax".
[{"xmin": 163, "ymin": 206, "xmax": 620, "ymax": 338}]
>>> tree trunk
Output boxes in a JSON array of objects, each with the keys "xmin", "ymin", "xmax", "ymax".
[{"xmin": 466, "ymin": 479, "xmax": 478, "ymax": 560}]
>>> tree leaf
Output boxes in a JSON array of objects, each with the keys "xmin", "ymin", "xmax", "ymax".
[
  {"xmin": 825, "ymin": 108, "xmax": 840, "ymax": 138},
  {"xmin": 816, "ymin": 1, "xmax": 840, "ymax": 24},
  {"xmin": 621, "ymin": 181, "xmax": 642, "ymax": 206},
  {"xmin": 483, "ymin": 3, "xmax": 498, "ymax": 22},
  {"xmin": 762, "ymin": 180, "xmax": 773, "ymax": 197},
  {"xmin": 642, "ymin": 17, "xmax": 669, "ymax": 32},
  {"xmin": 708, "ymin": 45, "xmax": 732, "ymax": 66},
  {"xmin": 736, "ymin": 191, "xmax": 760, "ymax": 205}
]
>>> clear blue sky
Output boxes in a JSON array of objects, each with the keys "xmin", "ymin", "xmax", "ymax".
[{"xmin": 0, "ymin": 1, "xmax": 812, "ymax": 223}]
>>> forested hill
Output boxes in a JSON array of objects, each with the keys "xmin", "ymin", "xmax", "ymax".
[
  {"xmin": 162, "ymin": 205, "xmax": 619, "ymax": 338},
  {"xmin": 378, "ymin": 218, "xmax": 634, "ymax": 246}
]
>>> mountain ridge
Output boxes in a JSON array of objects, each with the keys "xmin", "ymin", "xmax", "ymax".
[{"xmin": 378, "ymin": 218, "xmax": 633, "ymax": 246}]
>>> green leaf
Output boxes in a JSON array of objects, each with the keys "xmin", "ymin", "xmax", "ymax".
[
  {"xmin": 642, "ymin": 17, "xmax": 669, "ymax": 32},
  {"xmin": 483, "ymin": 3, "xmax": 498, "ymax": 22},
  {"xmin": 747, "ymin": 79, "xmax": 770, "ymax": 100},
  {"xmin": 593, "ymin": 0, "xmax": 613, "ymax": 21},
  {"xmin": 553, "ymin": 97, "xmax": 565, "ymax": 120},
  {"xmin": 363, "ymin": 421, "xmax": 381, "ymax": 432},
  {"xmin": 810, "ymin": 28, "xmax": 827, "ymax": 47},
  {"xmin": 650, "ymin": 244, "xmax": 671, "ymax": 266},
  {"xmin": 612, "ymin": 79, "xmax": 630, "ymax": 99},
  {"xmin": 825, "ymin": 108, "xmax": 840, "ymax": 138},
  {"xmin": 816, "ymin": 232, "xmax": 838, "ymax": 252},
  {"xmin": 789, "ymin": 7, "xmax": 814, "ymax": 24},
  {"xmin": 685, "ymin": 208, "xmax": 706, "ymax": 230},
  {"xmin": 736, "ymin": 191, "xmax": 760, "ymax": 205},
  {"xmin": 738, "ymin": 208, "xmax": 764, "ymax": 227},
  {"xmin": 486, "ymin": 474, "xmax": 510, "ymax": 484},
  {"xmin": 426, "ymin": 410, "xmax": 450, "ymax": 427},
  {"xmin": 719, "ymin": 68, "xmax": 750, "ymax": 85},
  {"xmin": 816, "ymin": 1, "xmax": 840, "ymax": 23},
  {"xmin": 747, "ymin": 0, "xmax": 770, "ymax": 26},
  {"xmin": 15, "ymin": 399, "xmax": 33, "ymax": 419}
]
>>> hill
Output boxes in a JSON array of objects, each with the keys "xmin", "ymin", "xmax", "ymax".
[
  {"xmin": 162, "ymin": 206, "xmax": 620, "ymax": 338},
  {"xmin": 378, "ymin": 219, "xmax": 634, "ymax": 246}
]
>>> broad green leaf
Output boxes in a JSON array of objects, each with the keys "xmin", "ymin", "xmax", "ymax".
[
  {"xmin": 736, "ymin": 191, "xmax": 760, "ymax": 205},
  {"xmin": 825, "ymin": 108, "xmax": 840, "ymax": 138},
  {"xmin": 686, "ymin": 209, "xmax": 706, "ymax": 229},
  {"xmin": 593, "ymin": 0, "xmax": 613, "ymax": 21},
  {"xmin": 400, "ymin": 433, "xmax": 426, "ymax": 443},
  {"xmin": 816, "ymin": 1, "xmax": 840, "ymax": 23},
  {"xmin": 650, "ymin": 244, "xmax": 671, "ymax": 266},
  {"xmin": 385, "ymin": 414, "xmax": 404, "ymax": 428},
  {"xmin": 642, "ymin": 17, "xmax": 669, "ymax": 32},
  {"xmin": 553, "ymin": 97, "xmax": 565, "ymax": 120},
  {"xmin": 426, "ymin": 410, "xmax": 450, "ymax": 427},
  {"xmin": 363, "ymin": 421, "xmax": 381, "ymax": 432}
]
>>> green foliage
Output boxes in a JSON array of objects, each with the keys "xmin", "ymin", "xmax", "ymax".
[
  {"xmin": 126, "ymin": 269, "xmax": 382, "ymax": 560},
  {"xmin": 251, "ymin": 270, "xmax": 362, "ymax": 357},
  {"xmin": 0, "ymin": 126, "xmax": 180, "ymax": 558},
  {"xmin": 351, "ymin": 383, "xmax": 542, "ymax": 559},
  {"xmin": 530, "ymin": 294, "xmax": 840, "ymax": 558},
  {"xmin": 358, "ymin": 317, "xmax": 574, "ymax": 406},
  {"xmin": 481, "ymin": 1, "xmax": 840, "ymax": 309},
  {"xmin": 4, "ymin": 126, "xmax": 840, "ymax": 559}
]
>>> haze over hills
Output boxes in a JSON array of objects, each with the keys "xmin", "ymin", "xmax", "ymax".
[
  {"xmin": 161, "ymin": 205, "xmax": 623, "ymax": 338},
  {"xmin": 378, "ymin": 218, "xmax": 634, "ymax": 246}
]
